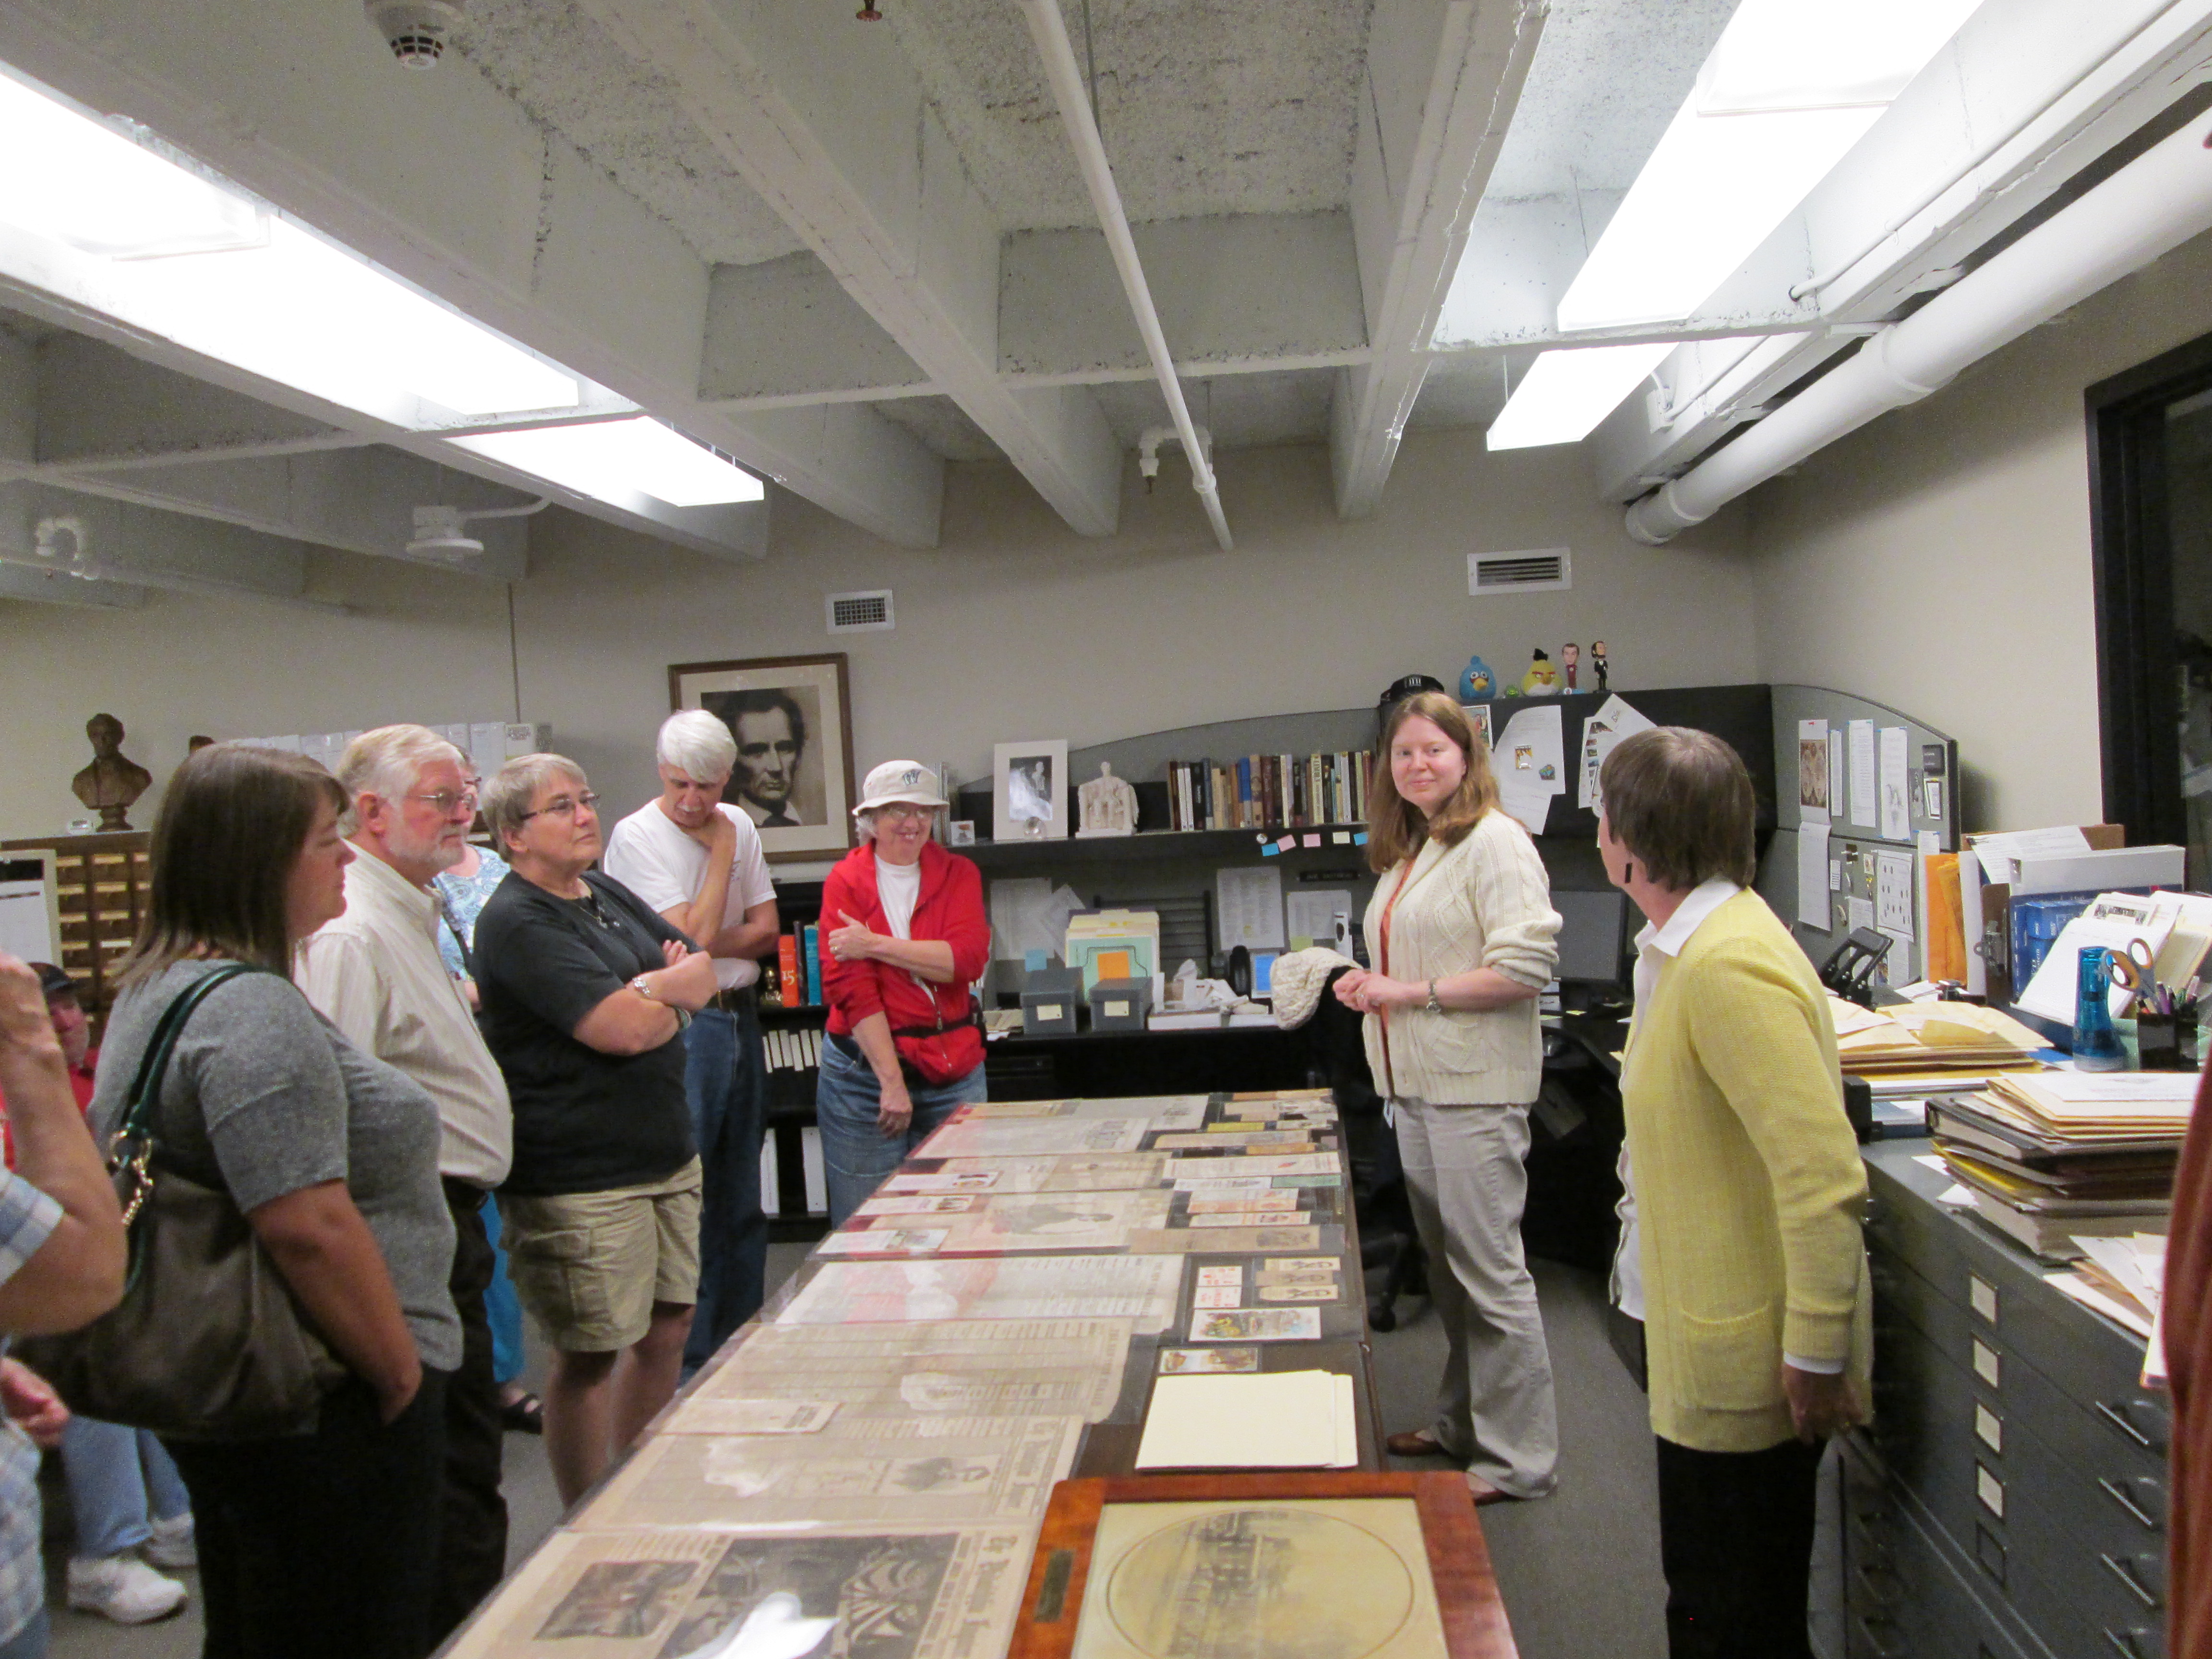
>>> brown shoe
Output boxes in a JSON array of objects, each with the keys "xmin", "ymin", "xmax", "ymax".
[
  {"xmin": 1385, "ymin": 1429, "xmax": 1452, "ymax": 1458},
  {"xmin": 1465, "ymin": 1471, "xmax": 1512, "ymax": 1505}
]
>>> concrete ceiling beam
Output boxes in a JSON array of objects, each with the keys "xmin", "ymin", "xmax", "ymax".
[
  {"xmin": 1330, "ymin": 0, "xmax": 1547, "ymax": 520},
  {"xmin": 0, "ymin": 481, "xmax": 343, "ymax": 612},
  {"xmin": 0, "ymin": 558, "xmax": 144, "ymax": 607},
  {"xmin": 1591, "ymin": 0, "xmax": 2212, "ymax": 502},
  {"xmin": 580, "ymin": 0, "xmax": 1121, "ymax": 537},
  {"xmin": 0, "ymin": 0, "xmax": 944, "ymax": 549}
]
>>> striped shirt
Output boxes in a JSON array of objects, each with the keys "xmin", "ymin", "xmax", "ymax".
[{"xmin": 0, "ymin": 1168, "xmax": 63, "ymax": 1644}]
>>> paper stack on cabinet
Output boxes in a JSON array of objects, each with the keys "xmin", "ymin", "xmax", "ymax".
[
  {"xmin": 1133, "ymin": 1370, "xmax": 1358, "ymax": 1469},
  {"xmin": 1829, "ymin": 997, "xmax": 2049, "ymax": 1094}
]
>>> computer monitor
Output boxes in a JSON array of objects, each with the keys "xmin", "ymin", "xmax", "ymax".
[{"xmin": 1553, "ymin": 888, "xmax": 1631, "ymax": 987}]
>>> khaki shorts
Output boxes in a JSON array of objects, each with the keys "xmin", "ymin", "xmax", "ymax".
[{"xmin": 499, "ymin": 1159, "xmax": 702, "ymax": 1352}]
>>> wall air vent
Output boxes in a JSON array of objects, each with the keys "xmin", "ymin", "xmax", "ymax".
[
  {"xmin": 827, "ymin": 589, "xmax": 895, "ymax": 633},
  {"xmin": 1467, "ymin": 548, "xmax": 1572, "ymax": 596}
]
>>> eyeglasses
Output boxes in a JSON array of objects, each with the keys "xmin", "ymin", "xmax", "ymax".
[
  {"xmin": 877, "ymin": 803, "xmax": 935, "ymax": 822},
  {"xmin": 518, "ymin": 791, "xmax": 601, "ymax": 823},
  {"xmin": 407, "ymin": 788, "xmax": 481, "ymax": 815}
]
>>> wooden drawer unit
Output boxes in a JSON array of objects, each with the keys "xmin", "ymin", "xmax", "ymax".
[{"xmin": 0, "ymin": 831, "xmax": 150, "ymax": 1033}]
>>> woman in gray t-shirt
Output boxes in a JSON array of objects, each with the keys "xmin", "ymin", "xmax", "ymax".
[{"xmin": 89, "ymin": 744, "xmax": 456, "ymax": 1659}]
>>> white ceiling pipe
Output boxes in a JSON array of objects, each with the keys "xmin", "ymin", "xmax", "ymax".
[
  {"xmin": 1626, "ymin": 111, "xmax": 2212, "ymax": 545},
  {"xmin": 1013, "ymin": 0, "xmax": 1234, "ymax": 551}
]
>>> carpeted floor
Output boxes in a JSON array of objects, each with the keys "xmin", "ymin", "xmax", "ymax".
[{"xmin": 47, "ymin": 1246, "xmax": 1677, "ymax": 1658}]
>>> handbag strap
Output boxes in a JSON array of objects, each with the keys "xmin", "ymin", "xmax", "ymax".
[{"xmin": 113, "ymin": 963, "xmax": 268, "ymax": 1145}]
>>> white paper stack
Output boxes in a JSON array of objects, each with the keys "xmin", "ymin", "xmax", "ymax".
[{"xmin": 1133, "ymin": 1370, "xmax": 1358, "ymax": 1470}]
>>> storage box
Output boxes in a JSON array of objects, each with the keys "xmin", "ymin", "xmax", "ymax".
[
  {"xmin": 1087, "ymin": 976, "xmax": 1153, "ymax": 1032},
  {"xmin": 1021, "ymin": 967, "xmax": 1082, "ymax": 1036}
]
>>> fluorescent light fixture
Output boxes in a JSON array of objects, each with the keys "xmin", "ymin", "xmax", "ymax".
[
  {"xmin": 1555, "ymin": 0, "xmax": 1982, "ymax": 332},
  {"xmin": 1486, "ymin": 344, "xmax": 1676, "ymax": 450},
  {"xmin": 447, "ymin": 418, "xmax": 765, "ymax": 508},
  {"xmin": 0, "ymin": 69, "xmax": 579, "ymax": 418}
]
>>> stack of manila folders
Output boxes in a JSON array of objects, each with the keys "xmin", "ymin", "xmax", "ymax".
[
  {"xmin": 1828, "ymin": 997, "xmax": 2049, "ymax": 1098},
  {"xmin": 1929, "ymin": 1071, "xmax": 2192, "ymax": 1263}
]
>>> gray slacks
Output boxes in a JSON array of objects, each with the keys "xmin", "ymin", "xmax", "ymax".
[{"xmin": 1393, "ymin": 1095, "xmax": 1559, "ymax": 1497}]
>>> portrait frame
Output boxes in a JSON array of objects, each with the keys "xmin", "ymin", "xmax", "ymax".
[
  {"xmin": 1007, "ymin": 1472, "xmax": 1513, "ymax": 1659},
  {"xmin": 994, "ymin": 739, "xmax": 1069, "ymax": 842},
  {"xmin": 668, "ymin": 652, "xmax": 857, "ymax": 863}
]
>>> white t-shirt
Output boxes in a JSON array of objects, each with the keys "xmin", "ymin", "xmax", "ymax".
[
  {"xmin": 876, "ymin": 856, "xmax": 921, "ymax": 941},
  {"xmin": 602, "ymin": 801, "xmax": 776, "ymax": 991}
]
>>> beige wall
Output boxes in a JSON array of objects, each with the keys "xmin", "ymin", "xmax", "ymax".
[
  {"xmin": 0, "ymin": 427, "xmax": 1755, "ymax": 849},
  {"xmin": 1749, "ymin": 226, "xmax": 2212, "ymax": 832}
]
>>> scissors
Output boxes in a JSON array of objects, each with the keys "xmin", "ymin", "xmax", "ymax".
[{"xmin": 2107, "ymin": 938, "xmax": 2158, "ymax": 1005}]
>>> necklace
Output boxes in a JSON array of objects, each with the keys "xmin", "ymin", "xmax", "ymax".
[{"xmin": 573, "ymin": 886, "xmax": 619, "ymax": 931}]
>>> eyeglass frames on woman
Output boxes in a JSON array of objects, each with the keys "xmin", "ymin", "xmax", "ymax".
[
  {"xmin": 518, "ymin": 791, "xmax": 601, "ymax": 823},
  {"xmin": 876, "ymin": 803, "xmax": 935, "ymax": 822}
]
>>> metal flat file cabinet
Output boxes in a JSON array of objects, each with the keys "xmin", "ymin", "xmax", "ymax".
[{"xmin": 1851, "ymin": 1142, "xmax": 2168, "ymax": 1659}]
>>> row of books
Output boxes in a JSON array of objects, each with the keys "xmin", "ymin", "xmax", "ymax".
[
  {"xmin": 1165, "ymin": 751, "xmax": 1374, "ymax": 832},
  {"xmin": 765, "ymin": 1026, "xmax": 825, "ymax": 1072},
  {"xmin": 773, "ymin": 927, "xmax": 823, "ymax": 1006}
]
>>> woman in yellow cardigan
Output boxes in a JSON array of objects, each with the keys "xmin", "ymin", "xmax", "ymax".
[
  {"xmin": 1597, "ymin": 726, "xmax": 1870, "ymax": 1659},
  {"xmin": 1334, "ymin": 692, "xmax": 1561, "ymax": 1503}
]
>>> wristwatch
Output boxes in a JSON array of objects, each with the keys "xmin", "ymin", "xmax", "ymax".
[
  {"xmin": 1425, "ymin": 980, "xmax": 1443, "ymax": 1014},
  {"xmin": 630, "ymin": 975, "xmax": 692, "ymax": 1030}
]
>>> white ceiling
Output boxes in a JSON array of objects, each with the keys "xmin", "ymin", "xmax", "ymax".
[{"xmin": 0, "ymin": 0, "xmax": 2201, "ymax": 598}]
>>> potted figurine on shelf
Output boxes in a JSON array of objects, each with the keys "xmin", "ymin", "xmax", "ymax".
[
  {"xmin": 1592, "ymin": 640, "xmax": 1610, "ymax": 693},
  {"xmin": 1520, "ymin": 649, "xmax": 1561, "ymax": 696},
  {"xmin": 1457, "ymin": 654, "xmax": 1497, "ymax": 703},
  {"xmin": 1563, "ymin": 643, "xmax": 1579, "ymax": 691}
]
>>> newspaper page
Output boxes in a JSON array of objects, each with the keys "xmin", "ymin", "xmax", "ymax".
[
  {"xmin": 677, "ymin": 1319, "xmax": 1132, "ymax": 1424},
  {"xmin": 574, "ymin": 1415, "xmax": 1083, "ymax": 1532},
  {"xmin": 777, "ymin": 1255, "xmax": 1185, "ymax": 1334},
  {"xmin": 921, "ymin": 1191, "xmax": 1175, "ymax": 1254},
  {"xmin": 445, "ymin": 1524, "xmax": 1037, "ymax": 1659},
  {"xmin": 886, "ymin": 1154, "xmax": 1168, "ymax": 1195},
  {"xmin": 916, "ymin": 1116, "xmax": 1150, "ymax": 1159}
]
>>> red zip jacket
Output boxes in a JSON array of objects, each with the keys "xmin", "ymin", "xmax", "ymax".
[{"xmin": 820, "ymin": 840, "xmax": 991, "ymax": 1086}]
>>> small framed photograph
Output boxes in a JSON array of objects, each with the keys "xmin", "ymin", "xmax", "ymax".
[
  {"xmin": 994, "ymin": 740, "xmax": 1069, "ymax": 842},
  {"xmin": 949, "ymin": 819, "xmax": 976, "ymax": 847},
  {"xmin": 667, "ymin": 653, "xmax": 857, "ymax": 863},
  {"xmin": 1461, "ymin": 702, "xmax": 1493, "ymax": 751}
]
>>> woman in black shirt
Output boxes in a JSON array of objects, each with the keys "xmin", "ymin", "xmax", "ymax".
[{"xmin": 472, "ymin": 754, "xmax": 716, "ymax": 1504}]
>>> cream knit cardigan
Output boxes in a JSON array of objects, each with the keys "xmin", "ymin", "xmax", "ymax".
[{"xmin": 1359, "ymin": 810, "xmax": 1560, "ymax": 1105}]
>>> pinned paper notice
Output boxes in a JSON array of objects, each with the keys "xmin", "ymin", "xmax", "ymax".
[
  {"xmin": 1878, "ymin": 727, "xmax": 1911, "ymax": 841},
  {"xmin": 1796, "ymin": 824, "xmax": 1831, "ymax": 929},
  {"xmin": 1494, "ymin": 703, "xmax": 1564, "ymax": 835},
  {"xmin": 1847, "ymin": 721, "xmax": 1876, "ymax": 829}
]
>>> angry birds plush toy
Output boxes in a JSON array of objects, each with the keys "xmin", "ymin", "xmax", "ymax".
[
  {"xmin": 1458, "ymin": 654, "xmax": 1496, "ymax": 703},
  {"xmin": 1520, "ymin": 649, "xmax": 1561, "ymax": 697}
]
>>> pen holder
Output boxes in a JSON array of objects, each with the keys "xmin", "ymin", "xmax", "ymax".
[{"xmin": 2136, "ymin": 1009, "xmax": 2199, "ymax": 1072}]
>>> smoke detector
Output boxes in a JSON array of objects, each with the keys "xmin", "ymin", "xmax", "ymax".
[
  {"xmin": 365, "ymin": 0, "xmax": 465, "ymax": 67},
  {"xmin": 406, "ymin": 498, "xmax": 550, "ymax": 562}
]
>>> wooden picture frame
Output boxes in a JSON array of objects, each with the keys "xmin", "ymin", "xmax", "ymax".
[
  {"xmin": 995, "ymin": 739, "xmax": 1069, "ymax": 842},
  {"xmin": 1007, "ymin": 1471, "xmax": 1514, "ymax": 1659},
  {"xmin": 668, "ymin": 653, "xmax": 858, "ymax": 863}
]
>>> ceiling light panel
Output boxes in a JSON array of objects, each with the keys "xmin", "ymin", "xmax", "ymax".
[
  {"xmin": 0, "ymin": 69, "xmax": 579, "ymax": 420},
  {"xmin": 1553, "ymin": 0, "xmax": 1983, "ymax": 333},
  {"xmin": 1486, "ymin": 344, "xmax": 1677, "ymax": 451},
  {"xmin": 447, "ymin": 419, "xmax": 766, "ymax": 509}
]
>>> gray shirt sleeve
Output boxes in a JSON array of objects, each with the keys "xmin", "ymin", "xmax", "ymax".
[{"xmin": 168, "ymin": 973, "xmax": 349, "ymax": 1213}]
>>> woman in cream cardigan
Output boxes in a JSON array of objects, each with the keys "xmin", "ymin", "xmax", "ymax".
[{"xmin": 1333, "ymin": 691, "xmax": 1561, "ymax": 1502}]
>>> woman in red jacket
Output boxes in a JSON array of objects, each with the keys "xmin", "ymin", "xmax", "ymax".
[{"xmin": 817, "ymin": 761, "xmax": 991, "ymax": 1222}]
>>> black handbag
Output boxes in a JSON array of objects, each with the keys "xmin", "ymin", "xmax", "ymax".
[{"xmin": 18, "ymin": 963, "xmax": 348, "ymax": 1440}]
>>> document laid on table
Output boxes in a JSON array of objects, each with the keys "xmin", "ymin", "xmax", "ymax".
[{"xmin": 775, "ymin": 1255, "xmax": 1187, "ymax": 1334}]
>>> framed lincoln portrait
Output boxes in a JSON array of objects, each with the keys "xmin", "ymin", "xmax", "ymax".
[{"xmin": 668, "ymin": 653, "xmax": 857, "ymax": 863}]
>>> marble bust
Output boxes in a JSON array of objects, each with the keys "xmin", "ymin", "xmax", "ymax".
[
  {"xmin": 1075, "ymin": 762, "xmax": 1138, "ymax": 838},
  {"xmin": 72, "ymin": 712, "xmax": 153, "ymax": 832}
]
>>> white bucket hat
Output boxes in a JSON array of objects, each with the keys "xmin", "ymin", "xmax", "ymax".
[{"xmin": 854, "ymin": 759, "xmax": 949, "ymax": 816}]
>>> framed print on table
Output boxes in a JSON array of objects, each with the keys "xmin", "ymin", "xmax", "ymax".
[
  {"xmin": 668, "ymin": 653, "xmax": 857, "ymax": 863},
  {"xmin": 995, "ymin": 740, "xmax": 1069, "ymax": 842},
  {"xmin": 1007, "ymin": 1471, "xmax": 1514, "ymax": 1659}
]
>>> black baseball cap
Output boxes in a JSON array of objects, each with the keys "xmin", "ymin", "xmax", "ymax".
[
  {"xmin": 1378, "ymin": 673, "xmax": 1446, "ymax": 707},
  {"xmin": 30, "ymin": 963, "xmax": 77, "ymax": 1000}
]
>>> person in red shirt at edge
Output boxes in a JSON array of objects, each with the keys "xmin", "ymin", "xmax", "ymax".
[{"xmin": 815, "ymin": 761, "xmax": 991, "ymax": 1225}]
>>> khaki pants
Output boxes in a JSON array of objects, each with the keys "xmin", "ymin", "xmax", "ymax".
[{"xmin": 1393, "ymin": 1097, "xmax": 1559, "ymax": 1498}]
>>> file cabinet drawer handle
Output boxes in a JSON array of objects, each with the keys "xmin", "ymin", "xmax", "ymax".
[
  {"xmin": 2099, "ymin": 1477, "xmax": 2161, "ymax": 1531},
  {"xmin": 2100, "ymin": 1554, "xmax": 2159, "ymax": 1610},
  {"xmin": 2098, "ymin": 1401, "xmax": 2153, "ymax": 1447}
]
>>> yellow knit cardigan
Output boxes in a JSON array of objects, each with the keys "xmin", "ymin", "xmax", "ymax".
[{"xmin": 1619, "ymin": 890, "xmax": 1873, "ymax": 1453}]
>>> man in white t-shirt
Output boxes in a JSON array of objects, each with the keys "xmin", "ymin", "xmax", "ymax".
[{"xmin": 603, "ymin": 711, "xmax": 780, "ymax": 1373}]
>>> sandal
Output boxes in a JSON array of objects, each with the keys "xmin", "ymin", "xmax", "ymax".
[
  {"xmin": 1465, "ymin": 1471, "xmax": 1512, "ymax": 1506},
  {"xmin": 499, "ymin": 1390, "xmax": 545, "ymax": 1434},
  {"xmin": 1384, "ymin": 1429, "xmax": 1453, "ymax": 1459}
]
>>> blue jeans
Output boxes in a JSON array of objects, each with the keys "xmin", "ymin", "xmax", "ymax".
[
  {"xmin": 682, "ymin": 1002, "xmax": 769, "ymax": 1373},
  {"xmin": 481, "ymin": 1195, "xmax": 525, "ymax": 1386},
  {"xmin": 816, "ymin": 1035, "xmax": 986, "ymax": 1225},
  {"xmin": 62, "ymin": 1417, "xmax": 190, "ymax": 1559}
]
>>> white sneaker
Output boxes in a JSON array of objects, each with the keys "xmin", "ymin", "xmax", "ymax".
[
  {"xmin": 65, "ymin": 1555, "xmax": 188, "ymax": 1624},
  {"xmin": 144, "ymin": 1513, "xmax": 197, "ymax": 1570}
]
